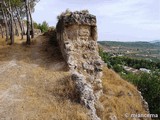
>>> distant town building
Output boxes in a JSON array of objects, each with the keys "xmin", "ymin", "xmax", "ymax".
[
  {"xmin": 139, "ymin": 68, "xmax": 151, "ymax": 73},
  {"xmin": 123, "ymin": 66, "xmax": 139, "ymax": 74}
]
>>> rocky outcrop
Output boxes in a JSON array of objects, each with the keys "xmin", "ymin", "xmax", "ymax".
[{"xmin": 56, "ymin": 10, "xmax": 103, "ymax": 120}]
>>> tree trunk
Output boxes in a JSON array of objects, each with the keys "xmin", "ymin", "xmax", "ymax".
[
  {"xmin": 22, "ymin": 20, "xmax": 25, "ymax": 35},
  {"xmin": 16, "ymin": 7, "xmax": 24, "ymax": 39},
  {"xmin": 9, "ymin": 0, "xmax": 14, "ymax": 44},
  {"xmin": 13, "ymin": 17, "xmax": 19, "ymax": 36},
  {"xmin": 0, "ymin": 25, "xmax": 4, "ymax": 38},
  {"xmin": 1, "ymin": 5, "xmax": 9, "ymax": 41},
  {"xmin": 6, "ymin": 12, "xmax": 11, "ymax": 37},
  {"xmin": 29, "ymin": 3, "xmax": 34, "ymax": 38},
  {"xmin": 2, "ymin": 0, "xmax": 14, "ymax": 44},
  {"xmin": 25, "ymin": 0, "xmax": 31, "ymax": 45}
]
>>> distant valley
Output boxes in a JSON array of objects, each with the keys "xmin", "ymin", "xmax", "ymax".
[{"xmin": 98, "ymin": 41, "xmax": 160, "ymax": 62}]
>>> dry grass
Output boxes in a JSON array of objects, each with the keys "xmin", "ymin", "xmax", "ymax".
[
  {"xmin": 0, "ymin": 36, "xmax": 149, "ymax": 120},
  {"xmin": 98, "ymin": 67, "xmax": 148, "ymax": 120},
  {"xmin": 0, "ymin": 36, "xmax": 89, "ymax": 120}
]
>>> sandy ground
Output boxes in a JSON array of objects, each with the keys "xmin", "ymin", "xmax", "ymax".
[{"xmin": 0, "ymin": 35, "xmax": 88, "ymax": 120}]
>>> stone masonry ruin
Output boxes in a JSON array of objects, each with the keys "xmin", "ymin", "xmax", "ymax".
[{"xmin": 56, "ymin": 10, "xmax": 103, "ymax": 120}]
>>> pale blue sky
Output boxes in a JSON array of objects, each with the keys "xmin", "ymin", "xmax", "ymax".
[{"xmin": 33, "ymin": 0, "xmax": 160, "ymax": 41}]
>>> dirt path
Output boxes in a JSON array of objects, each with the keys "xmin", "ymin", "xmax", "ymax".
[{"xmin": 0, "ymin": 35, "xmax": 88, "ymax": 120}]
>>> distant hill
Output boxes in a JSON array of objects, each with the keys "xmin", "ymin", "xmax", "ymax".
[
  {"xmin": 98, "ymin": 41, "xmax": 160, "ymax": 49},
  {"xmin": 149, "ymin": 40, "xmax": 160, "ymax": 43}
]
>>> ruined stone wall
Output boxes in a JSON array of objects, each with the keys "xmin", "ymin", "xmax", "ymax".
[{"xmin": 56, "ymin": 10, "xmax": 103, "ymax": 120}]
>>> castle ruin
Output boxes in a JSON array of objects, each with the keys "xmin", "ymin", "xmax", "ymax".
[{"xmin": 56, "ymin": 10, "xmax": 103, "ymax": 120}]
